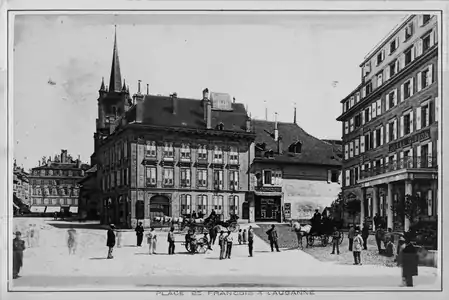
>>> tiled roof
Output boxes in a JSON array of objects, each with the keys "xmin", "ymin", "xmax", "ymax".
[
  {"xmin": 126, "ymin": 95, "xmax": 249, "ymax": 132},
  {"xmin": 252, "ymin": 120, "xmax": 342, "ymax": 166}
]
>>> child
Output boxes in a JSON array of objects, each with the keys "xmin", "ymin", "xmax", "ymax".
[
  {"xmin": 242, "ymin": 229, "xmax": 247, "ymax": 244},
  {"xmin": 353, "ymin": 230, "xmax": 364, "ymax": 265},
  {"xmin": 238, "ymin": 229, "xmax": 243, "ymax": 245}
]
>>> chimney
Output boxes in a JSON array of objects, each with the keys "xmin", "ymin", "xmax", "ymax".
[
  {"xmin": 264, "ymin": 101, "xmax": 268, "ymax": 121},
  {"xmin": 274, "ymin": 112, "xmax": 279, "ymax": 141},
  {"xmin": 171, "ymin": 93, "xmax": 177, "ymax": 114},
  {"xmin": 202, "ymin": 88, "xmax": 209, "ymax": 121},
  {"xmin": 146, "ymin": 84, "xmax": 149, "ymax": 95},
  {"xmin": 293, "ymin": 104, "xmax": 297, "ymax": 124},
  {"xmin": 202, "ymin": 88, "xmax": 209, "ymax": 100},
  {"xmin": 278, "ymin": 136, "xmax": 283, "ymax": 155},
  {"xmin": 206, "ymin": 100, "xmax": 212, "ymax": 129},
  {"xmin": 137, "ymin": 80, "xmax": 142, "ymax": 94},
  {"xmin": 133, "ymin": 80, "xmax": 145, "ymax": 123}
]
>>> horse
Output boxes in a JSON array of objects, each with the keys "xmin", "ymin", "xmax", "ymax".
[{"xmin": 291, "ymin": 221, "xmax": 312, "ymax": 249}]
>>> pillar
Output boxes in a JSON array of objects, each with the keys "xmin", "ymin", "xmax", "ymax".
[
  {"xmin": 404, "ymin": 180, "xmax": 413, "ymax": 231},
  {"xmin": 431, "ymin": 179, "xmax": 438, "ymax": 217},
  {"xmin": 387, "ymin": 183, "xmax": 393, "ymax": 230},
  {"xmin": 360, "ymin": 188, "xmax": 365, "ymax": 229},
  {"xmin": 372, "ymin": 186, "xmax": 379, "ymax": 230}
]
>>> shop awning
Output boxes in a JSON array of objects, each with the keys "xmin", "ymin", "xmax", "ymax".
[
  {"xmin": 45, "ymin": 206, "xmax": 61, "ymax": 213},
  {"xmin": 30, "ymin": 206, "xmax": 46, "ymax": 213},
  {"xmin": 69, "ymin": 206, "xmax": 78, "ymax": 213},
  {"xmin": 254, "ymin": 191, "xmax": 283, "ymax": 197}
]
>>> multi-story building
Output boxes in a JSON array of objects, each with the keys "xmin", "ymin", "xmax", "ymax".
[
  {"xmin": 246, "ymin": 112, "xmax": 342, "ymax": 223},
  {"xmin": 28, "ymin": 150, "xmax": 89, "ymax": 215},
  {"xmin": 13, "ymin": 160, "xmax": 30, "ymax": 212},
  {"xmin": 93, "ymin": 31, "xmax": 255, "ymax": 228},
  {"xmin": 78, "ymin": 165, "xmax": 100, "ymax": 220},
  {"xmin": 337, "ymin": 14, "xmax": 439, "ymax": 232}
]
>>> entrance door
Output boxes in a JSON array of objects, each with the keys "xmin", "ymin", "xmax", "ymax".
[
  {"xmin": 257, "ymin": 197, "xmax": 281, "ymax": 221},
  {"xmin": 149, "ymin": 195, "xmax": 170, "ymax": 220},
  {"xmin": 242, "ymin": 201, "xmax": 249, "ymax": 219}
]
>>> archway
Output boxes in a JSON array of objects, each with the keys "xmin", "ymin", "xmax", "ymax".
[
  {"xmin": 242, "ymin": 201, "xmax": 249, "ymax": 219},
  {"xmin": 149, "ymin": 195, "xmax": 170, "ymax": 220},
  {"xmin": 135, "ymin": 200, "xmax": 145, "ymax": 220}
]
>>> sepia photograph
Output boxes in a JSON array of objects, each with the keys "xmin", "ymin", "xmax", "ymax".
[{"xmin": 2, "ymin": 1, "xmax": 445, "ymax": 295}]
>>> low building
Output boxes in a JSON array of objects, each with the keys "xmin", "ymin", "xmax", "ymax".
[
  {"xmin": 246, "ymin": 112, "xmax": 342, "ymax": 223},
  {"xmin": 337, "ymin": 14, "xmax": 439, "ymax": 231},
  {"xmin": 28, "ymin": 150, "xmax": 90, "ymax": 215}
]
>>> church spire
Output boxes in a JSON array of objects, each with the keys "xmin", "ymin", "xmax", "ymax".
[
  {"xmin": 100, "ymin": 77, "xmax": 105, "ymax": 91},
  {"xmin": 108, "ymin": 25, "xmax": 122, "ymax": 93}
]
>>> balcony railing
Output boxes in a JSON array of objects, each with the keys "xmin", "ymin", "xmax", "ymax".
[{"xmin": 360, "ymin": 155, "xmax": 437, "ymax": 179}]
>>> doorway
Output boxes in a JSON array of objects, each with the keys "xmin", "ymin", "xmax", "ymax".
[
  {"xmin": 149, "ymin": 195, "xmax": 170, "ymax": 220},
  {"xmin": 242, "ymin": 201, "xmax": 249, "ymax": 219},
  {"xmin": 255, "ymin": 197, "xmax": 281, "ymax": 222}
]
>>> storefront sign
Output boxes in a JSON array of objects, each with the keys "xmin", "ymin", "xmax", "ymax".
[
  {"xmin": 284, "ymin": 203, "xmax": 291, "ymax": 219},
  {"xmin": 389, "ymin": 129, "xmax": 431, "ymax": 152},
  {"xmin": 255, "ymin": 186, "xmax": 282, "ymax": 193}
]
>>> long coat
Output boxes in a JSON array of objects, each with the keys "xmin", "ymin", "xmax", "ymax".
[
  {"xmin": 106, "ymin": 229, "xmax": 116, "ymax": 247},
  {"xmin": 13, "ymin": 238, "xmax": 26, "ymax": 272},
  {"xmin": 401, "ymin": 243, "xmax": 418, "ymax": 277}
]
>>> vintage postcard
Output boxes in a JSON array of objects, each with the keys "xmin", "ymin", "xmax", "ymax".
[{"xmin": 0, "ymin": 1, "xmax": 447, "ymax": 299}]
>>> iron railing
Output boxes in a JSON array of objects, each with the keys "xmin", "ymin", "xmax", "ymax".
[{"xmin": 360, "ymin": 155, "xmax": 437, "ymax": 179}]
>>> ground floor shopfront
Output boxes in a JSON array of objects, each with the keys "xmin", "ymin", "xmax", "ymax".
[
  {"xmin": 100, "ymin": 189, "xmax": 246, "ymax": 229},
  {"xmin": 347, "ymin": 169, "xmax": 438, "ymax": 232}
]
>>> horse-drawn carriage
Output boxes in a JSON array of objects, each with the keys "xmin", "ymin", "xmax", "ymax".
[
  {"xmin": 179, "ymin": 213, "xmax": 240, "ymax": 234},
  {"xmin": 183, "ymin": 231, "xmax": 210, "ymax": 254},
  {"xmin": 292, "ymin": 217, "xmax": 344, "ymax": 247}
]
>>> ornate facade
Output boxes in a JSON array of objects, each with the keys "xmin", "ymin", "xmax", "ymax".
[{"xmin": 28, "ymin": 150, "xmax": 89, "ymax": 214}]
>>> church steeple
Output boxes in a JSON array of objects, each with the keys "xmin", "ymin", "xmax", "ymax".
[
  {"xmin": 108, "ymin": 25, "xmax": 122, "ymax": 93},
  {"xmin": 99, "ymin": 77, "xmax": 105, "ymax": 91}
]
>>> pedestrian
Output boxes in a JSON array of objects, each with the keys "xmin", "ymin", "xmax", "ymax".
[
  {"xmin": 67, "ymin": 226, "xmax": 77, "ymax": 255},
  {"xmin": 384, "ymin": 237, "xmax": 396, "ymax": 257},
  {"xmin": 248, "ymin": 226, "xmax": 254, "ymax": 257},
  {"xmin": 135, "ymin": 222, "xmax": 144, "ymax": 247},
  {"xmin": 266, "ymin": 224, "xmax": 280, "ymax": 252},
  {"xmin": 146, "ymin": 227, "xmax": 156, "ymax": 254},
  {"xmin": 167, "ymin": 226, "xmax": 175, "ymax": 255},
  {"xmin": 373, "ymin": 213, "xmax": 381, "ymax": 230},
  {"xmin": 209, "ymin": 226, "xmax": 217, "ymax": 247},
  {"xmin": 13, "ymin": 231, "xmax": 26, "ymax": 279},
  {"xmin": 362, "ymin": 223, "xmax": 369, "ymax": 250},
  {"xmin": 238, "ymin": 229, "xmax": 243, "ymax": 245},
  {"xmin": 116, "ymin": 229, "xmax": 122, "ymax": 248},
  {"xmin": 218, "ymin": 230, "xmax": 226, "ymax": 260},
  {"xmin": 353, "ymin": 229, "xmax": 364, "ymax": 265},
  {"xmin": 348, "ymin": 224, "xmax": 355, "ymax": 251},
  {"xmin": 26, "ymin": 224, "xmax": 34, "ymax": 248},
  {"xmin": 396, "ymin": 236, "xmax": 406, "ymax": 266},
  {"xmin": 225, "ymin": 231, "xmax": 233, "ymax": 259},
  {"xmin": 203, "ymin": 232, "xmax": 212, "ymax": 250},
  {"xmin": 375, "ymin": 226, "xmax": 385, "ymax": 254},
  {"xmin": 242, "ymin": 229, "xmax": 247, "ymax": 244},
  {"xmin": 106, "ymin": 224, "xmax": 116, "ymax": 259},
  {"xmin": 330, "ymin": 226, "xmax": 341, "ymax": 254},
  {"xmin": 385, "ymin": 228, "xmax": 395, "ymax": 248},
  {"xmin": 33, "ymin": 224, "xmax": 40, "ymax": 247},
  {"xmin": 401, "ymin": 235, "xmax": 418, "ymax": 287},
  {"xmin": 54, "ymin": 211, "xmax": 58, "ymax": 221}
]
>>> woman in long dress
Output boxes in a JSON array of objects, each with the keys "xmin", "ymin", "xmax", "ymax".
[
  {"xmin": 146, "ymin": 227, "xmax": 157, "ymax": 254},
  {"xmin": 67, "ymin": 227, "xmax": 77, "ymax": 255},
  {"xmin": 13, "ymin": 231, "xmax": 26, "ymax": 279}
]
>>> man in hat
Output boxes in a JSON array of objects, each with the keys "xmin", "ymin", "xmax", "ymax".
[
  {"xmin": 106, "ymin": 224, "xmax": 116, "ymax": 259},
  {"xmin": 352, "ymin": 229, "xmax": 364, "ymax": 265},
  {"xmin": 135, "ymin": 222, "xmax": 144, "ymax": 247},
  {"xmin": 248, "ymin": 225, "xmax": 254, "ymax": 257},
  {"xmin": 401, "ymin": 234, "xmax": 418, "ymax": 287},
  {"xmin": 13, "ymin": 231, "xmax": 26, "ymax": 279},
  {"xmin": 218, "ymin": 230, "xmax": 226, "ymax": 260},
  {"xmin": 266, "ymin": 224, "xmax": 280, "ymax": 252}
]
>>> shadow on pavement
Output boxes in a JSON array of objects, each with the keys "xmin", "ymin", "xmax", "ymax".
[
  {"xmin": 89, "ymin": 257, "xmax": 108, "ymax": 260},
  {"xmin": 47, "ymin": 222, "xmax": 107, "ymax": 230}
]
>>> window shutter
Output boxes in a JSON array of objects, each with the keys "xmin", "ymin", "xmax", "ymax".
[
  {"xmin": 349, "ymin": 142, "xmax": 354, "ymax": 158},
  {"xmin": 409, "ymin": 110, "xmax": 414, "ymax": 133},
  {"xmin": 344, "ymin": 144, "xmax": 349, "ymax": 160},
  {"xmin": 434, "ymin": 27, "xmax": 438, "ymax": 44},
  {"xmin": 400, "ymin": 84, "xmax": 405, "ymax": 102},
  {"xmin": 377, "ymin": 99, "xmax": 382, "ymax": 115},
  {"xmin": 386, "ymin": 123, "xmax": 390, "ymax": 143},
  {"xmin": 417, "ymin": 72, "xmax": 422, "ymax": 92},
  {"xmin": 393, "ymin": 119, "xmax": 398, "ymax": 139},
  {"xmin": 416, "ymin": 107, "xmax": 422, "ymax": 130},
  {"xmin": 373, "ymin": 130, "xmax": 377, "ymax": 148},
  {"xmin": 418, "ymin": 15, "xmax": 424, "ymax": 26},
  {"xmin": 428, "ymin": 64, "xmax": 433, "ymax": 85},
  {"xmin": 427, "ymin": 190, "xmax": 433, "ymax": 216},
  {"xmin": 344, "ymin": 121, "xmax": 349, "ymax": 134},
  {"xmin": 435, "ymin": 97, "xmax": 439, "ymax": 122},
  {"xmin": 417, "ymin": 39, "xmax": 423, "ymax": 56},
  {"xmin": 361, "ymin": 110, "xmax": 365, "ymax": 124},
  {"xmin": 345, "ymin": 170, "xmax": 350, "ymax": 186},
  {"xmin": 400, "ymin": 116, "xmax": 404, "ymax": 137},
  {"xmin": 410, "ymin": 78, "xmax": 414, "ymax": 96},
  {"xmin": 417, "ymin": 145, "xmax": 422, "ymax": 167},
  {"xmin": 368, "ymin": 106, "xmax": 372, "ymax": 121},
  {"xmin": 430, "ymin": 29, "xmax": 435, "ymax": 47},
  {"xmin": 399, "ymin": 53, "xmax": 405, "ymax": 70},
  {"xmin": 386, "ymin": 94, "xmax": 390, "ymax": 111},
  {"xmin": 371, "ymin": 102, "xmax": 376, "ymax": 118},
  {"xmin": 360, "ymin": 135, "xmax": 365, "ymax": 153},
  {"xmin": 385, "ymin": 65, "xmax": 390, "ymax": 80},
  {"xmin": 411, "ymin": 45, "xmax": 416, "ymax": 61},
  {"xmin": 399, "ymin": 151, "xmax": 404, "ymax": 168},
  {"xmin": 393, "ymin": 89, "xmax": 398, "ymax": 106},
  {"xmin": 395, "ymin": 59, "xmax": 399, "ymax": 73},
  {"xmin": 380, "ymin": 126, "xmax": 384, "ymax": 146},
  {"xmin": 428, "ymin": 142, "xmax": 433, "ymax": 167}
]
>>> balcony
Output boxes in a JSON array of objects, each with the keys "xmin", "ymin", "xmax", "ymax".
[{"xmin": 360, "ymin": 155, "xmax": 437, "ymax": 179}]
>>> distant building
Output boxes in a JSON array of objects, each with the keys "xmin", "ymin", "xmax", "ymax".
[
  {"xmin": 13, "ymin": 160, "xmax": 30, "ymax": 213},
  {"xmin": 28, "ymin": 150, "xmax": 90, "ymax": 215},
  {"xmin": 246, "ymin": 111, "xmax": 342, "ymax": 222},
  {"xmin": 337, "ymin": 14, "xmax": 439, "ymax": 231},
  {"xmin": 91, "ymin": 30, "xmax": 255, "ymax": 228}
]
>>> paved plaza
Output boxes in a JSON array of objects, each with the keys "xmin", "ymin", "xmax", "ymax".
[{"xmin": 11, "ymin": 218, "xmax": 440, "ymax": 290}]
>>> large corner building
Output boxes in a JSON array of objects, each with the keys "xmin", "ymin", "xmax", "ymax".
[{"xmin": 337, "ymin": 14, "xmax": 439, "ymax": 231}]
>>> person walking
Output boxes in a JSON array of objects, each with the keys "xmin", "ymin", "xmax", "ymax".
[
  {"xmin": 67, "ymin": 227, "xmax": 77, "ymax": 255},
  {"xmin": 353, "ymin": 229, "xmax": 364, "ymax": 265},
  {"xmin": 135, "ymin": 222, "xmax": 144, "ymax": 247},
  {"xmin": 248, "ymin": 226, "xmax": 254, "ymax": 257},
  {"xmin": 13, "ymin": 231, "xmax": 26, "ymax": 279},
  {"xmin": 330, "ymin": 226, "xmax": 341, "ymax": 255},
  {"xmin": 401, "ymin": 235, "xmax": 418, "ymax": 287},
  {"xmin": 238, "ymin": 229, "xmax": 243, "ymax": 245},
  {"xmin": 209, "ymin": 226, "xmax": 217, "ymax": 248},
  {"xmin": 167, "ymin": 226, "xmax": 175, "ymax": 255},
  {"xmin": 362, "ymin": 223, "xmax": 370, "ymax": 250},
  {"xmin": 218, "ymin": 230, "xmax": 226, "ymax": 260},
  {"xmin": 242, "ymin": 229, "xmax": 247, "ymax": 244},
  {"xmin": 266, "ymin": 224, "xmax": 280, "ymax": 252},
  {"xmin": 147, "ymin": 227, "xmax": 157, "ymax": 254},
  {"xmin": 106, "ymin": 224, "xmax": 116, "ymax": 259},
  {"xmin": 375, "ymin": 226, "xmax": 385, "ymax": 254},
  {"xmin": 348, "ymin": 224, "xmax": 355, "ymax": 251},
  {"xmin": 225, "ymin": 231, "xmax": 233, "ymax": 259}
]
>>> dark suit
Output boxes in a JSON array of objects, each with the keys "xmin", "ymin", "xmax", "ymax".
[
  {"xmin": 13, "ymin": 238, "xmax": 25, "ymax": 278},
  {"xmin": 106, "ymin": 229, "xmax": 116, "ymax": 258},
  {"xmin": 402, "ymin": 243, "xmax": 418, "ymax": 286},
  {"xmin": 135, "ymin": 225, "xmax": 144, "ymax": 246},
  {"xmin": 266, "ymin": 228, "xmax": 280, "ymax": 252}
]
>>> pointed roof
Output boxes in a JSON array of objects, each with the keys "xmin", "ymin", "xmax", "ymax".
[
  {"xmin": 108, "ymin": 26, "xmax": 122, "ymax": 93},
  {"xmin": 100, "ymin": 77, "xmax": 105, "ymax": 91}
]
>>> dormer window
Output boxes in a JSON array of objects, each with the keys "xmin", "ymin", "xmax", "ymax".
[
  {"xmin": 288, "ymin": 141, "xmax": 303, "ymax": 154},
  {"xmin": 146, "ymin": 141, "xmax": 157, "ymax": 157},
  {"xmin": 180, "ymin": 143, "xmax": 191, "ymax": 160},
  {"xmin": 163, "ymin": 142, "xmax": 174, "ymax": 159},
  {"xmin": 213, "ymin": 146, "xmax": 223, "ymax": 163}
]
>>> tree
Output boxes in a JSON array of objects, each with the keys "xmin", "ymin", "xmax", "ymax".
[
  {"xmin": 330, "ymin": 192, "xmax": 344, "ymax": 220},
  {"xmin": 391, "ymin": 193, "xmax": 428, "ymax": 229},
  {"xmin": 344, "ymin": 199, "xmax": 361, "ymax": 224}
]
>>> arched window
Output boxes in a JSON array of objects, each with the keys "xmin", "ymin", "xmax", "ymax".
[
  {"xmin": 180, "ymin": 194, "xmax": 192, "ymax": 215},
  {"xmin": 229, "ymin": 195, "xmax": 239, "ymax": 215},
  {"xmin": 213, "ymin": 195, "xmax": 224, "ymax": 214},
  {"xmin": 197, "ymin": 194, "xmax": 207, "ymax": 214}
]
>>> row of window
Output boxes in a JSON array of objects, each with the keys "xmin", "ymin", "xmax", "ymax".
[
  {"xmin": 31, "ymin": 169, "xmax": 84, "ymax": 177},
  {"xmin": 31, "ymin": 179, "xmax": 78, "ymax": 186},
  {"xmin": 343, "ymin": 141, "xmax": 433, "ymax": 187},
  {"xmin": 102, "ymin": 167, "xmax": 240, "ymax": 191},
  {"xmin": 343, "ymin": 18, "xmax": 437, "ymax": 114},
  {"xmin": 31, "ymin": 198, "xmax": 78, "ymax": 206},
  {"xmin": 180, "ymin": 194, "xmax": 240, "ymax": 215},
  {"xmin": 344, "ymin": 62, "xmax": 435, "ymax": 137},
  {"xmin": 344, "ymin": 97, "xmax": 435, "ymax": 160},
  {"xmin": 32, "ymin": 187, "xmax": 79, "ymax": 197}
]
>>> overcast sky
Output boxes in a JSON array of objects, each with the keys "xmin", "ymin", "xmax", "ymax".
[{"xmin": 13, "ymin": 13, "xmax": 406, "ymax": 170}]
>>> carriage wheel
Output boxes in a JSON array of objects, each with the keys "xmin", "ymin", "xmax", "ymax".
[
  {"xmin": 229, "ymin": 223, "xmax": 239, "ymax": 233},
  {"xmin": 338, "ymin": 232, "xmax": 344, "ymax": 245},
  {"xmin": 185, "ymin": 242, "xmax": 191, "ymax": 252},
  {"xmin": 197, "ymin": 238, "xmax": 208, "ymax": 254},
  {"xmin": 321, "ymin": 235, "xmax": 329, "ymax": 247},
  {"xmin": 307, "ymin": 236, "xmax": 315, "ymax": 246}
]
